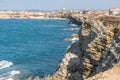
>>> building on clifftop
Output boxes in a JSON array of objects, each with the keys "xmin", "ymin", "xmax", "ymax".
[{"xmin": 109, "ymin": 8, "xmax": 120, "ymax": 15}]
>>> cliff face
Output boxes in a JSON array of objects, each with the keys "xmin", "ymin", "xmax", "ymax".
[
  {"xmin": 45, "ymin": 15, "xmax": 120, "ymax": 80},
  {"xmin": 78, "ymin": 16, "xmax": 120, "ymax": 77}
]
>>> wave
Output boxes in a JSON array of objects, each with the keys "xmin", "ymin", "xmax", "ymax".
[
  {"xmin": 70, "ymin": 24, "xmax": 78, "ymax": 26},
  {"xmin": 65, "ymin": 37, "xmax": 79, "ymax": 42},
  {"xmin": 0, "ymin": 60, "xmax": 13, "ymax": 69},
  {"xmin": 70, "ymin": 38, "xmax": 79, "ymax": 41},
  {"xmin": 65, "ymin": 33, "xmax": 79, "ymax": 42},
  {"xmin": 64, "ymin": 28, "xmax": 79, "ymax": 31},
  {"xmin": 0, "ymin": 70, "xmax": 20, "ymax": 80},
  {"xmin": 9, "ymin": 71, "xmax": 20, "ymax": 77}
]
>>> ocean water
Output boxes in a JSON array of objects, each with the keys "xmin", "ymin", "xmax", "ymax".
[{"xmin": 0, "ymin": 19, "xmax": 79, "ymax": 80}]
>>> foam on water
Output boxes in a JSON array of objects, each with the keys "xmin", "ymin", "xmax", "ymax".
[
  {"xmin": 71, "ymin": 38, "xmax": 79, "ymax": 41},
  {"xmin": 0, "ymin": 70, "xmax": 20, "ymax": 80},
  {"xmin": 64, "ymin": 28, "xmax": 79, "ymax": 31},
  {"xmin": 9, "ymin": 71, "xmax": 20, "ymax": 77},
  {"xmin": 65, "ymin": 37, "xmax": 79, "ymax": 42},
  {"xmin": 0, "ymin": 60, "xmax": 13, "ymax": 69},
  {"xmin": 70, "ymin": 24, "xmax": 78, "ymax": 26}
]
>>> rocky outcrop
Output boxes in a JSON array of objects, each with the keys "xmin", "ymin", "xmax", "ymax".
[
  {"xmin": 78, "ymin": 16, "xmax": 120, "ymax": 78},
  {"xmin": 86, "ymin": 63, "xmax": 120, "ymax": 80},
  {"xmin": 77, "ymin": 15, "xmax": 120, "ymax": 77},
  {"xmin": 68, "ymin": 15, "xmax": 83, "ymax": 26},
  {"xmin": 43, "ymin": 15, "xmax": 120, "ymax": 80},
  {"xmin": 45, "ymin": 43, "xmax": 82, "ymax": 80}
]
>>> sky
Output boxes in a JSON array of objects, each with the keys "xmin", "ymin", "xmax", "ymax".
[{"xmin": 0, "ymin": 0, "xmax": 120, "ymax": 10}]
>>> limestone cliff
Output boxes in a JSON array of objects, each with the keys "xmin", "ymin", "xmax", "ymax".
[{"xmin": 43, "ymin": 15, "xmax": 120, "ymax": 80}]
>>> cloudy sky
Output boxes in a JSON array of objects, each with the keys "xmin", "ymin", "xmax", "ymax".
[{"xmin": 0, "ymin": 0, "xmax": 119, "ymax": 10}]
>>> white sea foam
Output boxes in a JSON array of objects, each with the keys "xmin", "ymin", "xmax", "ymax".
[
  {"xmin": 71, "ymin": 38, "xmax": 79, "ymax": 41},
  {"xmin": 0, "ymin": 77, "xmax": 14, "ymax": 80},
  {"xmin": 0, "ymin": 60, "xmax": 13, "ymax": 69},
  {"xmin": 65, "ymin": 38, "xmax": 79, "ymax": 42},
  {"xmin": 64, "ymin": 28, "xmax": 79, "ymax": 31},
  {"xmin": 0, "ymin": 70, "xmax": 20, "ymax": 80},
  {"xmin": 70, "ymin": 24, "xmax": 78, "ymax": 26},
  {"xmin": 9, "ymin": 71, "xmax": 20, "ymax": 77}
]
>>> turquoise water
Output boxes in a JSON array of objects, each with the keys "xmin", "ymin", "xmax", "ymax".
[{"xmin": 0, "ymin": 19, "xmax": 79, "ymax": 80}]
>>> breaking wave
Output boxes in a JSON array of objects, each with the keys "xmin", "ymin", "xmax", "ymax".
[
  {"xmin": 0, "ymin": 60, "xmax": 13, "ymax": 69},
  {"xmin": 65, "ymin": 37, "xmax": 79, "ymax": 42},
  {"xmin": 64, "ymin": 28, "xmax": 79, "ymax": 31},
  {"xmin": 0, "ymin": 70, "xmax": 20, "ymax": 80},
  {"xmin": 70, "ymin": 24, "xmax": 78, "ymax": 26}
]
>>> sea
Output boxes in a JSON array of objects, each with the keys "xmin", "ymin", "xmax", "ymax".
[{"xmin": 0, "ymin": 19, "xmax": 79, "ymax": 80}]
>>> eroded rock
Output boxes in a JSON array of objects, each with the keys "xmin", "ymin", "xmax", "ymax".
[{"xmin": 43, "ymin": 15, "xmax": 120, "ymax": 80}]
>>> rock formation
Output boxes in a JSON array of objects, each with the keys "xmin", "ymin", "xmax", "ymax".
[{"xmin": 39, "ymin": 14, "xmax": 120, "ymax": 80}]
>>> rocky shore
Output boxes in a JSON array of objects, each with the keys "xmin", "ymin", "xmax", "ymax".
[
  {"xmin": 27, "ymin": 14, "xmax": 120, "ymax": 80},
  {"xmin": 40, "ymin": 14, "xmax": 120, "ymax": 80}
]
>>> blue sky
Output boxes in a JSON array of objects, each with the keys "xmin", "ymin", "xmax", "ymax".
[{"xmin": 0, "ymin": 0, "xmax": 120, "ymax": 10}]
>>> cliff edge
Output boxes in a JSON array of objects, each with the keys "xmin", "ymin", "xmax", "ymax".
[{"xmin": 43, "ymin": 15, "xmax": 120, "ymax": 80}]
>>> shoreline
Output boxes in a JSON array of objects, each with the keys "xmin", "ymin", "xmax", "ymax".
[
  {"xmin": 42, "ymin": 14, "xmax": 120, "ymax": 80},
  {"xmin": 0, "ymin": 17, "xmax": 68, "ymax": 20}
]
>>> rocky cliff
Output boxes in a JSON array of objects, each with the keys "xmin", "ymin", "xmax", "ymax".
[{"xmin": 43, "ymin": 15, "xmax": 120, "ymax": 80}]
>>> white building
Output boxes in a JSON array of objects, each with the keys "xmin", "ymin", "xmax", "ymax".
[{"xmin": 109, "ymin": 8, "xmax": 120, "ymax": 15}]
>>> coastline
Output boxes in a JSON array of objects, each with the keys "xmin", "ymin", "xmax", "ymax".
[
  {"xmin": 41, "ymin": 14, "xmax": 120, "ymax": 80},
  {"xmin": 1, "ymin": 13, "xmax": 120, "ymax": 80},
  {"xmin": 0, "ymin": 17, "xmax": 67, "ymax": 20}
]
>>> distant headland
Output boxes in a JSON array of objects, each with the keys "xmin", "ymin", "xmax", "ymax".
[{"xmin": 0, "ymin": 8, "xmax": 120, "ymax": 19}]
